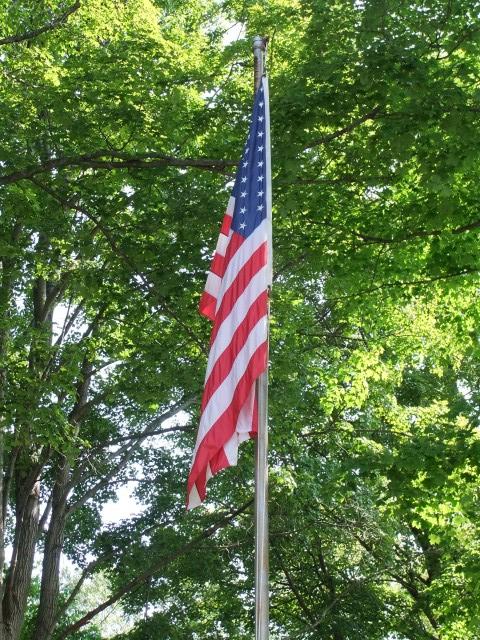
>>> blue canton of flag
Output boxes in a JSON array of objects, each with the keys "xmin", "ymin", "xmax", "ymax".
[{"xmin": 231, "ymin": 85, "xmax": 267, "ymax": 238}]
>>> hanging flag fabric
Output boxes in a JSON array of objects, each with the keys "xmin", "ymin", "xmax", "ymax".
[{"xmin": 187, "ymin": 76, "xmax": 272, "ymax": 510}]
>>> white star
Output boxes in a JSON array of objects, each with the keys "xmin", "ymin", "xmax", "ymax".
[
  {"xmin": 260, "ymin": 87, "xmax": 264, "ymax": 92},
  {"xmin": 257, "ymin": 204, "xmax": 263, "ymax": 211},
  {"xmin": 258, "ymin": 175, "xmax": 264, "ymax": 182},
  {"xmin": 240, "ymin": 207, "xmax": 246, "ymax": 214},
  {"xmin": 244, "ymin": 147, "xmax": 249, "ymax": 155},
  {"xmin": 258, "ymin": 131, "xmax": 264, "ymax": 138},
  {"xmin": 259, "ymin": 101, "xmax": 264, "ymax": 107},
  {"xmin": 258, "ymin": 161, "xmax": 264, "ymax": 168},
  {"xmin": 241, "ymin": 176, "xmax": 247, "ymax": 183},
  {"xmin": 258, "ymin": 190, "xmax": 264, "ymax": 197},
  {"xmin": 258, "ymin": 145, "xmax": 264, "ymax": 152},
  {"xmin": 241, "ymin": 191, "xmax": 247, "ymax": 198},
  {"xmin": 258, "ymin": 115, "xmax": 264, "ymax": 122},
  {"xmin": 243, "ymin": 161, "xmax": 248, "ymax": 168},
  {"xmin": 239, "ymin": 222, "xmax": 247, "ymax": 230}
]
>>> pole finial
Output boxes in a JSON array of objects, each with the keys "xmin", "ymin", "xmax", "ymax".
[
  {"xmin": 253, "ymin": 36, "xmax": 267, "ymax": 91},
  {"xmin": 252, "ymin": 35, "xmax": 266, "ymax": 51}
]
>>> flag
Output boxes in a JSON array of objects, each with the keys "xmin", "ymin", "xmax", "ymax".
[{"xmin": 187, "ymin": 76, "xmax": 271, "ymax": 510}]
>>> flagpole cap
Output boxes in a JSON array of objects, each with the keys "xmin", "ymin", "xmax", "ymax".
[{"xmin": 252, "ymin": 35, "xmax": 267, "ymax": 51}]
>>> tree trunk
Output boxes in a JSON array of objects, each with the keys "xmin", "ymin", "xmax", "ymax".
[
  {"xmin": 2, "ymin": 236, "xmax": 54, "ymax": 640},
  {"xmin": 0, "ymin": 223, "xmax": 21, "ymax": 636},
  {"xmin": 32, "ymin": 457, "xmax": 70, "ymax": 640},
  {"xmin": 32, "ymin": 348, "xmax": 93, "ymax": 640},
  {"xmin": 2, "ymin": 470, "xmax": 41, "ymax": 640}
]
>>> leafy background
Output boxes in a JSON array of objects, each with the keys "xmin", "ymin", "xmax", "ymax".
[{"xmin": 1, "ymin": 0, "xmax": 480, "ymax": 638}]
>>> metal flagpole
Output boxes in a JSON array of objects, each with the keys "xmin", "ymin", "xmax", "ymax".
[{"xmin": 253, "ymin": 35, "xmax": 270, "ymax": 640}]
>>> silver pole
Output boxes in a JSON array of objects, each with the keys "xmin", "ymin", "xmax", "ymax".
[{"xmin": 253, "ymin": 35, "xmax": 270, "ymax": 640}]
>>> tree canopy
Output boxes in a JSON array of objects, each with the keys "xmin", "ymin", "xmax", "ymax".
[{"xmin": 1, "ymin": 1, "xmax": 480, "ymax": 639}]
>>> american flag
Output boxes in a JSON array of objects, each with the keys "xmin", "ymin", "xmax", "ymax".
[{"xmin": 187, "ymin": 77, "xmax": 272, "ymax": 509}]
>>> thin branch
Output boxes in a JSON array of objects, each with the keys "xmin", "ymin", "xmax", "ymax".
[
  {"xmin": 41, "ymin": 298, "xmax": 107, "ymax": 384},
  {"xmin": 2, "ymin": 448, "xmax": 18, "ymax": 526},
  {"xmin": 293, "ymin": 173, "xmax": 392, "ymax": 186},
  {"xmin": 39, "ymin": 271, "xmax": 70, "ymax": 323},
  {"xmin": 0, "ymin": 150, "xmax": 235, "ymax": 185},
  {"xmin": 67, "ymin": 396, "xmax": 197, "ymax": 512},
  {"xmin": 30, "ymin": 178, "xmax": 208, "ymax": 354},
  {"xmin": 54, "ymin": 557, "xmax": 102, "ymax": 626},
  {"xmin": 92, "ymin": 422, "xmax": 194, "ymax": 449},
  {"xmin": 273, "ymin": 548, "xmax": 316, "ymax": 625},
  {"xmin": 323, "ymin": 217, "xmax": 480, "ymax": 246},
  {"xmin": 37, "ymin": 492, "xmax": 53, "ymax": 536},
  {"xmin": 327, "ymin": 267, "xmax": 479, "ymax": 302},
  {"xmin": 438, "ymin": 23, "xmax": 480, "ymax": 59},
  {"xmin": 57, "ymin": 500, "xmax": 253, "ymax": 639},
  {"xmin": 452, "ymin": 218, "xmax": 480, "ymax": 234},
  {"xmin": 54, "ymin": 299, "xmax": 84, "ymax": 346},
  {"xmin": 0, "ymin": 1, "xmax": 81, "ymax": 46},
  {"xmin": 304, "ymin": 106, "xmax": 381, "ymax": 150}
]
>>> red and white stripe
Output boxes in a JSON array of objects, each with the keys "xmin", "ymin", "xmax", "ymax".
[{"xmin": 187, "ymin": 202, "xmax": 270, "ymax": 509}]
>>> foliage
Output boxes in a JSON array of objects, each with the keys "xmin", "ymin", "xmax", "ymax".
[
  {"xmin": 21, "ymin": 572, "xmax": 103, "ymax": 640},
  {"xmin": 1, "ymin": 1, "xmax": 480, "ymax": 639}
]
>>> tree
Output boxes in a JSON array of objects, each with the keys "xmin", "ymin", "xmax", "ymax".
[{"xmin": 1, "ymin": 1, "xmax": 480, "ymax": 639}]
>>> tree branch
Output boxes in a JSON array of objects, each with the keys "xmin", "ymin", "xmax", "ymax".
[
  {"xmin": 53, "ymin": 557, "xmax": 101, "ymax": 627},
  {"xmin": 323, "ymin": 217, "xmax": 480, "ymax": 246},
  {"xmin": 52, "ymin": 297, "xmax": 77, "ymax": 348},
  {"xmin": 273, "ymin": 548, "xmax": 316, "ymax": 625},
  {"xmin": 37, "ymin": 492, "xmax": 53, "ymax": 537},
  {"xmin": 29, "ymin": 178, "xmax": 208, "ymax": 355},
  {"xmin": 293, "ymin": 173, "xmax": 392, "ymax": 186},
  {"xmin": 0, "ymin": 2, "xmax": 81, "ymax": 46},
  {"xmin": 92, "ymin": 422, "xmax": 194, "ymax": 449},
  {"xmin": 67, "ymin": 396, "xmax": 197, "ymax": 512},
  {"xmin": 0, "ymin": 150, "xmax": 235, "ymax": 185},
  {"xmin": 57, "ymin": 500, "xmax": 253, "ymax": 639},
  {"xmin": 326, "ymin": 267, "xmax": 479, "ymax": 302},
  {"xmin": 304, "ymin": 106, "xmax": 381, "ymax": 150}
]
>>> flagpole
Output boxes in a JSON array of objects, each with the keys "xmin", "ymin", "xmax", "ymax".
[{"xmin": 253, "ymin": 35, "xmax": 270, "ymax": 640}]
